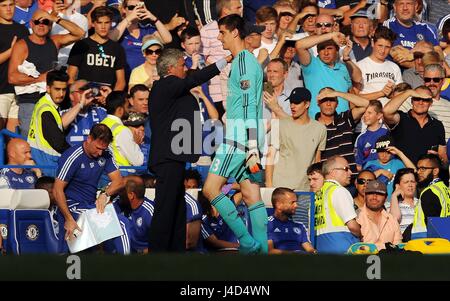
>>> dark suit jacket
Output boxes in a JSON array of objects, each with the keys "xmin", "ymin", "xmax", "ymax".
[{"xmin": 148, "ymin": 63, "xmax": 220, "ymax": 168}]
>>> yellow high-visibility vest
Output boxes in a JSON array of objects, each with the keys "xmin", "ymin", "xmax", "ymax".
[
  {"xmin": 412, "ymin": 181, "xmax": 450, "ymax": 237},
  {"xmin": 101, "ymin": 116, "xmax": 130, "ymax": 166},
  {"xmin": 28, "ymin": 94, "xmax": 63, "ymax": 156},
  {"xmin": 315, "ymin": 180, "xmax": 351, "ymax": 236}
]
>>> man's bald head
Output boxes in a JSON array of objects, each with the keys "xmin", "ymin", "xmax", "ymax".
[
  {"xmin": 7, "ymin": 138, "xmax": 32, "ymax": 165},
  {"xmin": 32, "ymin": 9, "xmax": 48, "ymax": 20},
  {"xmin": 316, "ymin": 14, "xmax": 334, "ymax": 24},
  {"xmin": 315, "ymin": 14, "xmax": 334, "ymax": 34}
]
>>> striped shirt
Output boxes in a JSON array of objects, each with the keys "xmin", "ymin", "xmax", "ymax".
[
  {"xmin": 317, "ymin": 110, "xmax": 358, "ymax": 177},
  {"xmin": 200, "ymin": 20, "xmax": 231, "ymax": 103},
  {"xmin": 385, "ymin": 198, "xmax": 418, "ymax": 234}
]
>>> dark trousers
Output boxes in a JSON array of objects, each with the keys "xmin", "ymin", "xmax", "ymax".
[{"xmin": 148, "ymin": 161, "xmax": 186, "ymax": 252}]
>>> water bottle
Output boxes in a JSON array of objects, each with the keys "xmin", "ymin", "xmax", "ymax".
[{"xmin": 198, "ymin": 56, "xmax": 206, "ymax": 69}]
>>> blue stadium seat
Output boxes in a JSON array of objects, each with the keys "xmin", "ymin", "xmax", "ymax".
[{"xmin": 9, "ymin": 209, "xmax": 59, "ymax": 254}]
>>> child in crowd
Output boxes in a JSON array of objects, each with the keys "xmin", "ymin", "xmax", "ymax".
[
  {"xmin": 364, "ymin": 135, "xmax": 416, "ymax": 199},
  {"xmin": 355, "ymin": 100, "xmax": 389, "ymax": 170}
]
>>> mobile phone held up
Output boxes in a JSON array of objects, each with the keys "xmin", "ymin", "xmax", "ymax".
[{"xmin": 263, "ymin": 82, "xmax": 274, "ymax": 95}]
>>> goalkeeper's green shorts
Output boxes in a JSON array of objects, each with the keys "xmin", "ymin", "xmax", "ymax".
[{"xmin": 208, "ymin": 141, "xmax": 250, "ymax": 183}]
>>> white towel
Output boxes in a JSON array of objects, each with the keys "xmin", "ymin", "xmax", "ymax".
[{"xmin": 14, "ymin": 60, "xmax": 46, "ymax": 95}]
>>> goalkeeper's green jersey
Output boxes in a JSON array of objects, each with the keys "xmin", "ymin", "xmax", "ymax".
[{"xmin": 225, "ymin": 49, "xmax": 264, "ymax": 148}]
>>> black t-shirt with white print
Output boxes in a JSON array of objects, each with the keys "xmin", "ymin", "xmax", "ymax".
[{"xmin": 68, "ymin": 37, "xmax": 125, "ymax": 87}]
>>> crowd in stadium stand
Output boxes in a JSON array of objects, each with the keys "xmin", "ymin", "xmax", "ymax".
[{"xmin": 1, "ymin": 0, "xmax": 450, "ymax": 255}]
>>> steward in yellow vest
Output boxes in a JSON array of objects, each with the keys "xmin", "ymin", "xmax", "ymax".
[
  {"xmin": 315, "ymin": 156, "xmax": 361, "ymax": 253},
  {"xmin": 100, "ymin": 92, "xmax": 144, "ymax": 174},
  {"xmin": 412, "ymin": 155, "xmax": 450, "ymax": 239},
  {"xmin": 28, "ymin": 71, "xmax": 91, "ymax": 177}
]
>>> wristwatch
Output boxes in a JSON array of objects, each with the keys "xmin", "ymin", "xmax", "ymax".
[
  {"xmin": 100, "ymin": 186, "xmax": 110, "ymax": 198},
  {"xmin": 55, "ymin": 16, "xmax": 62, "ymax": 24}
]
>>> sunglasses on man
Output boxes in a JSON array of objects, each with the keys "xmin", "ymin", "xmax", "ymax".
[
  {"xmin": 33, "ymin": 19, "xmax": 51, "ymax": 26},
  {"xmin": 423, "ymin": 77, "xmax": 443, "ymax": 83},
  {"xmin": 315, "ymin": 22, "xmax": 333, "ymax": 28},
  {"xmin": 411, "ymin": 97, "xmax": 432, "ymax": 103}
]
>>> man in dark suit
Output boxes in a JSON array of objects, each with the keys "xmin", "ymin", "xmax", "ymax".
[{"xmin": 148, "ymin": 48, "xmax": 228, "ymax": 252}]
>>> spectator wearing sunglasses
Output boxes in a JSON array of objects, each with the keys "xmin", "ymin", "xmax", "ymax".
[
  {"xmin": 401, "ymin": 63, "xmax": 450, "ymax": 140},
  {"xmin": 421, "ymin": 64, "xmax": 450, "ymax": 141},
  {"xmin": 128, "ymin": 34, "xmax": 162, "ymax": 89},
  {"xmin": 353, "ymin": 170, "xmax": 376, "ymax": 213},
  {"xmin": 108, "ymin": 0, "xmax": 171, "ymax": 79},
  {"xmin": 315, "ymin": 155, "xmax": 361, "ymax": 254},
  {"xmin": 0, "ymin": 0, "xmax": 29, "ymax": 133},
  {"xmin": 68, "ymin": 6, "xmax": 126, "ymax": 91},
  {"xmin": 383, "ymin": 85, "xmax": 447, "ymax": 165},
  {"xmin": 8, "ymin": 8, "xmax": 85, "ymax": 136}
]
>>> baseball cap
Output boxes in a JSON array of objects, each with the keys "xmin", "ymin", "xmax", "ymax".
[
  {"xmin": 124, "ymin": 112, "xmax": 147, "ymax": 127},
  {"xmin": 244, "ymin": 22, "xmax": 265, "ymax": 36},
  {"xmin": 287, "ymin": 87, "xmax": 312, "ymax": 104},
  {"xmin": 365, "ymin": 180, "xmax": 387, "ymax": 195},
  {"xmin": 350, "ymin": 10, "xmax": 369, "ymax": 19},
  {"xmin": 141, "ymin": 39, "xmax": 164, "ymax": 53},
  {"xmin": 375, "ymin": 135, "xmax": 393, "ymax": 152}
]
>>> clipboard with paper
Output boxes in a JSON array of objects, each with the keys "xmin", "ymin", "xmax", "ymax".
[{"xmin": 67, "ymin": 204, "xmax": 123, "ymax": 253}]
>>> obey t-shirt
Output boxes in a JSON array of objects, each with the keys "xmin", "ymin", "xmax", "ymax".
[{"xmin": 68, "ymin": 37, "xmax": 125, "ymax": 86}]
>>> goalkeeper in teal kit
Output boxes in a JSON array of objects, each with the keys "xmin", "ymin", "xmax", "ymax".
[{"xmin": 203, "ymin": 14, "xmax": 267, "ymax": 254}]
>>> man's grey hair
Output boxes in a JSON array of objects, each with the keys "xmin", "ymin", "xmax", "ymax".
[
  {"xmin": 157, "ymin": 48, "xmax": 184, "ymax": 77},
  {"xmin": 322, "ymin": 155, "xmax": 343, "ymax": 176},
  {"xmin": 424, "ymin": 64, "xmax": 445, "ymax": 78}
]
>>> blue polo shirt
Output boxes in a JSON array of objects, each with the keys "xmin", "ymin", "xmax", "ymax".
[
  {"xmin": 383, "ymin": 17, "xmax": 438, "ymax": 49},
  {"xmin": 302, "ymin": 55, "xmax": 352, "ymax": 118}
]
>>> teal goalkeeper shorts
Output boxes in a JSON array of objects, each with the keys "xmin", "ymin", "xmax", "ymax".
[{"xmin": 209, "ymin": 142, "xmax": 250, "ymax": 183}]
